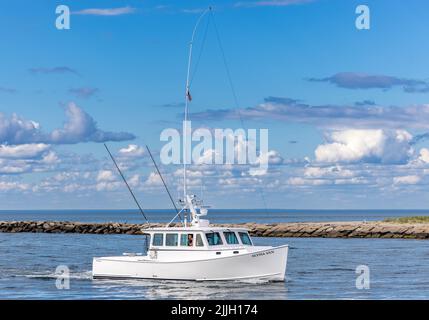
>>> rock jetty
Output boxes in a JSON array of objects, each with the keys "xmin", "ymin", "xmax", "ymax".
[{"xmin": 1, "ymin": 220, "xmax": 429, "ymax": 239}]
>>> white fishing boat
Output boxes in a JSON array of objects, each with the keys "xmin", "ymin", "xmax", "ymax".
[
  {"xmin": 92, "ymin": 7, "xmax": 288, "ymax": 282},
  {"xmin": 93, "ymin": 194, "xmax": 288, "ymax": 281}
]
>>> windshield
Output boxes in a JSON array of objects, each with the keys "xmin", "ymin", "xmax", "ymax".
[
  {"xmin": 238, "ymin": 232, "xmax": 252, "ymax": 245},
  {"xmin": 223, "ymin": 231, "xmax": 239, "ymax": 244},
  {"xmin": 205, "ymin": 232, "xmax": 223, "ymax": 246}
]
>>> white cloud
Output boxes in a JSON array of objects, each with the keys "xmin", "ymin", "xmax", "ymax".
[
  {"xmin": 304, "ymin": 165, "xmax": 354, "ymax": 178},
  {"xmin": 173, "ymin": 168, "xmax": 204, "ymax": 178},
  {"xmin": 334, "ymin": 177, "xmax": 369, "ymax": 185},
  {"xmin": 95, "ymin": 181, "xmax": 121, "ymax": 191},
  {"xmin": 128, "ymin": 174, "xmax": 141, "ymax": 187},
  {"xmin": 0, "ymin": 159, "xmax": 29, "ymax": 174},
  {"xmin": 393, "ymin": 175, "xmax": 421, "ymax": 185},
  {"xmin": 119, "ymin": 144, "xmax": 145, "ymax": 157},
  {"xmin": 74, "ymin": 6, "xmax": 136, "ymax": 16},
  {"xmin": 41, "ymin": 150, "xmax": 60, "ymax": 164},
  {"xmin": 0, "ymin": 180, "xmax": 30, "ymax": 191},
  {"xmin": 0, "ymin": 143, "xmax": 50, "ymax": 159},
  {"xmin": 0, "ymin": 113, "xmax": 41, "ymax": 144},
  {"xmin": 315, "ymin": 129, "xmax": 413, "ymax": 164},
  {"xmin": 96, "ymin": 170, "xmax": 116, "ymax": 182},
  {"xmin": 144, "ymin": 172, "xmax": 163, "ymax": 186},
  {"xmin": 418, "ymin": 148, "xmax": 429, "ymax": 163},
  {"xmin": 0, "ymin": 102, "xmax": 135, "ymax": 145},
  {"xmin": 249, "ymin": 150, "xmax": 284, "ymax": 176},
  {"xmin": 287, "ymin": 177, "xmax": 331, "ymax": 186},
  {"xmin": 194, "ymin": 149, "xmax": 218, "ymax": 165}
]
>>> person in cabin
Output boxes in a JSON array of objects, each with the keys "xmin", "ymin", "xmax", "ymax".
[{"xmin": 188, "ymin": 234, "xmax": 194, "ymax": 246}]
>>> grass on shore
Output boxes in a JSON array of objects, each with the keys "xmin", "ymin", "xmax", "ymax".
[{"xmin": 384, "ymin": 216, "xmax": 429, "ymax": 224}]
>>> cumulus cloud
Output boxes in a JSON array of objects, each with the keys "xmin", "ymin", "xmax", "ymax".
[
  {"xmin": 144, "ymin": 172, "xmax": 163, "ymax": 186},
  {"xmin": 41, "ymin": 151, "xmax": 60, "ymax": 165},
  {"xmin": 119, "ymin": 144, "xmax": 145, "ymax": 157},
  {"xmin": 308, "ymin": 72, "xmax": 429, "ymax": 93},
  {"xmin": 0, "ymin": 102, "xmax": 135, "ymax": 145},
  {"xmin": 285, "ymin": 164, "xmax": 368, "ymax": 187},
  {"xmin": 304, "ymin": 165, "xmax": 354, "ymax": 178},
  {"xmin": 0, "ymin": 144, "xmax": 50, "ymax": 159},
  {"xmin": 314, "ymin": 129, "xmax": 413, "ymax": 164},
  {"xmin": 96, "ymin": 170, "xmax": 116, "ymax": 182},
  {"xmin": 0, "ymin": 159, "xmax": 29, "ymax": 174},
  {"xmin": 418, "ymin": 148, "xmax": 429, "ymax": 163},
  {"xmin": 0, "ymin": 141, "xmax": 61, "ymax": 174}
]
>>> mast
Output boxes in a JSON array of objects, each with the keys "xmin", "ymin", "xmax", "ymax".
[{"xmin": 183, "ymin": 7, "xmax": 211, "ymax": 200}]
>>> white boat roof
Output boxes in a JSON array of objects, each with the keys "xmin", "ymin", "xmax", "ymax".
[{"xmin": 144, "ymin": 226, "xmax": 249, "ymax": 233}]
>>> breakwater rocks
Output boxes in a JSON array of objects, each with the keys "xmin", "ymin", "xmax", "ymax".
[{"xmin": 1, "ymin": 220, "xmax": 429, "ymax": 239}]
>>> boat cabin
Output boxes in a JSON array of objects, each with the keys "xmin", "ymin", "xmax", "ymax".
[{"xmin": 145, "ymin": 227, "xmax": 253, "ymax": 250}]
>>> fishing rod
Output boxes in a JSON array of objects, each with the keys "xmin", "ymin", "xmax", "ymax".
[
  {"xmin": 145, "ymin": 145, "xmax": 183, "ymax": 224},
  {"xmin": 103, "ymin": 143, "xmax": 150, "ymax": 224}
]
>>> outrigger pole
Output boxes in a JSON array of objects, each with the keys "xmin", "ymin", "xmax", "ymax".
[
  {"xmin": 145, "ymin": 145, "xmax": 183, "ymax": 224},
  {"xmin": 104, "ymin": 143, "xmax": 150, "ymax": 224}
]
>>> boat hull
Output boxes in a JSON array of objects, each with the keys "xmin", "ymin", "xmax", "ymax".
[{"xmin": 93, "ymin": 245, "xmax": 288, "ymax": 281}]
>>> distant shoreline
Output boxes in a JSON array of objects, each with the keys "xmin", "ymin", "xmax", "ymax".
[{"xmin": 1, "ymin": 220, "xmax": 429, "ymax": 239}]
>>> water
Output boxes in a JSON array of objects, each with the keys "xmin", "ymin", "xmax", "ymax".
[{"xmin": 1, "ymin": 209, "xmax": 429, "ymax": 299}]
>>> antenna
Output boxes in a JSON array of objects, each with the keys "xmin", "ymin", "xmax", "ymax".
[
  {"xmin": 183, "ymin": 6, "xmax": 212, "ymax": 200},
  {"xmin": 103, "ymin": 143, "xmax": 149, "ymax": 224},
  {"xmin": 145, "ymin": 145, "xmax": 182, "ymax": 223}
]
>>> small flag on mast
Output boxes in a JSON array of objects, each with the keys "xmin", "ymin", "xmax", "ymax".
[{"xmin": 186, "ymin": 89, "xmax": 192, "ymax": 101}]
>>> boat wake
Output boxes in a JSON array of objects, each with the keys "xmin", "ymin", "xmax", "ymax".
[
  {"xmin": 233, "ymin": 278, "xmax": 271, "ymax": 284},
  {"xmin": 21, "ymin": 270, "xmax": 93, "ymax": 280}
]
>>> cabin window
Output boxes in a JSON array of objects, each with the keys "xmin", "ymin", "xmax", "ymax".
[
  {"xmin": 166, "ymin": 233, "xmax": 179, "ymax": 246},
  {"xmin": 196, "ymin": 234, "xmax": 204, "ymax": 247},
  {"xmin": 152, "ymin": 233, "xmax": 164, "ymax": 246},
  {"xmin": 180, "ymin": 233, "xmax": 194, "ymax": 247},
  {"xmin": 205, "ymin": 232, "xmax": 223, "ymax": 246},
  {"xmin": 223, "ymin": 231, "xmax": 239, "ymax": 244},
  {"xmin": 238, "ymin": 232, "xmax": 252, "ymax": 245}
]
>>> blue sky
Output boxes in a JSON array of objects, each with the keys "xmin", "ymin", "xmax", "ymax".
[{"xmin": 1, "ymin": 0, "xmax": 429, "ymax": 209}]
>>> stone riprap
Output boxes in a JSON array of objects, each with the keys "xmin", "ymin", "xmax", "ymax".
[{"xmin": 1, "ymin": 220, "xmax": 429, "ymax": 239}]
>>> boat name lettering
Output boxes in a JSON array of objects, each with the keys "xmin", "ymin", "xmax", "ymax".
[{"xmin": 251, "ymin": 250, "xmax": 274, "ymax": 258}]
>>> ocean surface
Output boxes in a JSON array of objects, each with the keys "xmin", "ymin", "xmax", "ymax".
[{"xmin": 1, "ymin": 209, "xmax": 429, "ymax": 299}]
